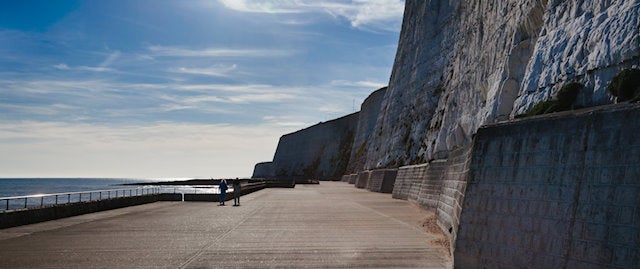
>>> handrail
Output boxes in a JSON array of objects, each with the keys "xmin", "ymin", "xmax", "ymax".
[
  {"xmin": 1, "ymin": 186, "xmax": 160, "ymax": 212},
  {"xmin": 0, "ymin": 187, "xmax": 158, "ymax": 201}
]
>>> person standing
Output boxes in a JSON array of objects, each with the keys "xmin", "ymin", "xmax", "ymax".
[
  {"xmin": 233, "ymin": 178, "xmax": 241, "ymax": 206},
  {"xmin": 219, "ymin": 179, "xmax": 228, "ymax": 206}
]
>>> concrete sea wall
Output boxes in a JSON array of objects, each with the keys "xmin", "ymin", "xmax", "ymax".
[
  {"xmin": 348, "ymin": 174, "xmax": 357, "ymax": 184},
  {"xmin": 454, "ymin": 104, "xmax": 640, "ymax": 268},
  {"xmin": 361, "ymin": 104, "xmax": 640, "ymax": 268},
  {"xmin": 366, "ymin": 169, "xmax": 397, "ymax": 193},
  {"xmin": 1, "ymin": 195, "xmax": 160, "ymax": 229},
  {"xmin": 355, "ymin": 171, "xmax": 370, "ymax": 189},
  {"xmin": 390, "ymin": 146, "xmax": 471, "ymax": 252}
]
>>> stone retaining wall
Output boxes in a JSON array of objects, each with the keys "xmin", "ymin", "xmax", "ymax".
[
  {"xmin": 367, "ymin": 169, "xmax": 398, "ymax": 193},
  {"xmin": 455, "ymin": 104, "xmax": 640, "ymax": 268},
  {"xmin": 348, "ymin": 174, "xmax": 357, "ymax": 184},
  {"xmin": 388, "ymin": 146, "xmax": 472, "ymax": 255},
  {"xmin": 355, "ymin": 171, "xmax": 370, "ymax": 189},
  {"xmin": 392, "ymin": 163, "xmax": 427, "ymax": 200},
  {"xmin": 436, "ymin": 146, "xmax": 472, "ymax": 253}
]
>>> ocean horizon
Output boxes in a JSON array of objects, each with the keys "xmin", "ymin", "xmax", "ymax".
[
  {"xmin": 0, "ymin": 178, "xmax": 225, "ymax": 211},
  {"xmin": 0, "ymin": 178, "xmax": 158, "ymax": 198}
]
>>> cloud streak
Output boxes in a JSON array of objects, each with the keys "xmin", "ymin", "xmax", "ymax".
[
  {"xmin": 169, "ymin": 64, "xmax": 238, "ymax": 77},
  {"xmin": 217, "ymin": 0, "xmax": 405, "ymax": 32},
  {"xmin": 53, "ymin": 63, "xmax": 114, "ymax": 72},
  {"xmin": 148, "ymin": 45, "xmax": 294, "ymax": 58}
]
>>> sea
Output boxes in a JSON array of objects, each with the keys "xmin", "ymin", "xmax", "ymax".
[
  {"xmin": 0, "ymin": 178, "xmax": 220, "ymax": 210},
  {"xmin": 0, "ymin": 178, "xmax": 155, "ymax": 198}
]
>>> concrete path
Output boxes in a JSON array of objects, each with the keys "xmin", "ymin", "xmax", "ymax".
[{"xmin": 0, "ymin": 182, "xmax": 451, "ymax": 268}]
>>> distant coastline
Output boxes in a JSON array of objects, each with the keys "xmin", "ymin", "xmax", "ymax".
[{"xmin": 122, "ymin": 178, "xmax": 254, "ymax": 186}]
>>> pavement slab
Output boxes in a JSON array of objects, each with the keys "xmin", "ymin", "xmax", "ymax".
[{"xmin": 0, "ymin": 182, "xmax": 451, "ymax": 268}]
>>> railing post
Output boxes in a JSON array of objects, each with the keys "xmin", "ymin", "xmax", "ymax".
[
  {"xmin": 79, "ymin": 193, "xmax": 82, "ymax": 202},
  {"xmin": 24, "ymin": 197, "xmax": 27, "ymax": 209},
  {"xmin": 55, "ymin": 195, "xmax": 58, "ymax": 205},
  {"xmin": 6, "ymin": 199, "xmax": 9, "ymax": 210},
  {"xmin": 41, "ymin": 196, "xmax": 44, "ymax": 207},
  {"xmin": 68, "ymin": 193, "xmax": 71, "ymax": 203}
]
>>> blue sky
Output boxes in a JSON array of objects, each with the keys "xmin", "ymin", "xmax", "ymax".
[{"xmin": 0, "ymin": 0, "xmax": 404, "ymax": 179}]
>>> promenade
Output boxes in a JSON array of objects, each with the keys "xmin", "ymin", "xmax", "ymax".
[{"xmin": 0, "ymin": 182, "xmax": 451, "ymax": 268}]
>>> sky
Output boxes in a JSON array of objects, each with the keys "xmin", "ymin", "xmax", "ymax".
[{"xmin": 0, "ymin": 0, "xmax": 404, "ymax": 179}]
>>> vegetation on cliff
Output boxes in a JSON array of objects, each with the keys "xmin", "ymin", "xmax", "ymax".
[
  {"xmin": 607, "ymin": 68, "xmax": 640, "ymax": 102},
  {"xmin": 520, "ymin": 82, "xmax": 583, "ymax": 117}
]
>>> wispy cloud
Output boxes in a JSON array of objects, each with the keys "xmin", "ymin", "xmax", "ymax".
[
  {"xmin": 169, "ymin": 64, "xmax": 238, "ymax": 77},
  {"xmin": 163, "ymin": 85, "xmax": 299, "ymax": 105},
  {"xmin": 262, "ymin": 115, "xmax": 309, "ymax": 128},
  {"xmin": 217, "ymin": 0, "xmax": 301, "ymax": 13},
  {"xmin": 99, "ymin": 51, "xmax": 122, "ymax": 67},
  {"xmin": 217, "ymin": 0, "xmax": 405, "ymax": 32},
  {"xmin": 330, "ymin": 79, "xmax": 386, "ymax": 88},
  {"xmin": 148, "ymin": 45, "xmax": 293, "ymax": 58},
  {"xmin": 53, "ymin": 63, "xmax": 114, "ymax": 72},
  {"xmin": 51, "ymin": 51, "xmax": 121, "ymax": 73}
]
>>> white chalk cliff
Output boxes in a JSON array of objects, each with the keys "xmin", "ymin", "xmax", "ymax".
[{"xmin": 363, "ymin": 0, "xmax": 640, "ymax": 169}]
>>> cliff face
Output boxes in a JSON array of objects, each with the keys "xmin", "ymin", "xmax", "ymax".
[
  {"xmin": 364, "ymin": 0, "xmax": 640, "ymax": 169},
  {"xmin": 254, "ymin": 0, "xmax": 639, "ymax": 180},
  {"xmin": 251, "ymin": 162, "xmax": 274, "ymax": 178},
  {"xmin": 514, "ymin": 0, "xmax": 640, "ymax": 113},
  {"xmin": 346, "ymin": 87, "xmax": 387, "ymax": 174},
  {"xmin": 271, "ymin": 113, "xmax": 359, "ymax": 182}
]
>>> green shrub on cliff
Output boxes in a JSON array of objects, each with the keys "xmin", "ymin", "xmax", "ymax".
[
  {"xmin": 608, "ymin": 68, "xmax": 640, "ymax": 102},
  {"xmin": 557, "ymin": 82, "xmax": 582, "ymax": 109},
  {"xmin": 524, "ymin": 82, "xmax": 582, "ymax": 117},
  {"xmin": 527, "ymin": 100, "xmax": 558, "ymax": 116}
]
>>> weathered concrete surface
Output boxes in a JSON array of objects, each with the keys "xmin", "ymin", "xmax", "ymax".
[
  {"xmin": 0, "ymin": 182, "xmax": 451, "ymax": 268},
  {"xmin": 355, "ymin": 171, "xmax": 371, "ymax": 189},
  {"xmin": 367, "ymin": 169, "xmax": 398, "ymax": 193},
  {"xmin": 455, "ymin": 104, "xmax": 640, "ymax": 268},
  {"xmin": 1, "ymin": 194, "xmax": 160, "ymax": 229}
]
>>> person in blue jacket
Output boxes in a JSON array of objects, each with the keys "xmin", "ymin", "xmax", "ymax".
[{"xmin": 219, "ymin": 179, "xmax": 228, "ymax": 206}]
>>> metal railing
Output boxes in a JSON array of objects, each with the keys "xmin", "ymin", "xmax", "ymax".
[
  {"xmin": 161, "ymin": 186, "xmax": 221, "ymax": 195},
  {"xmin": 1, "ymin": 187, "xmax": 160, "ymax": 212}
]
